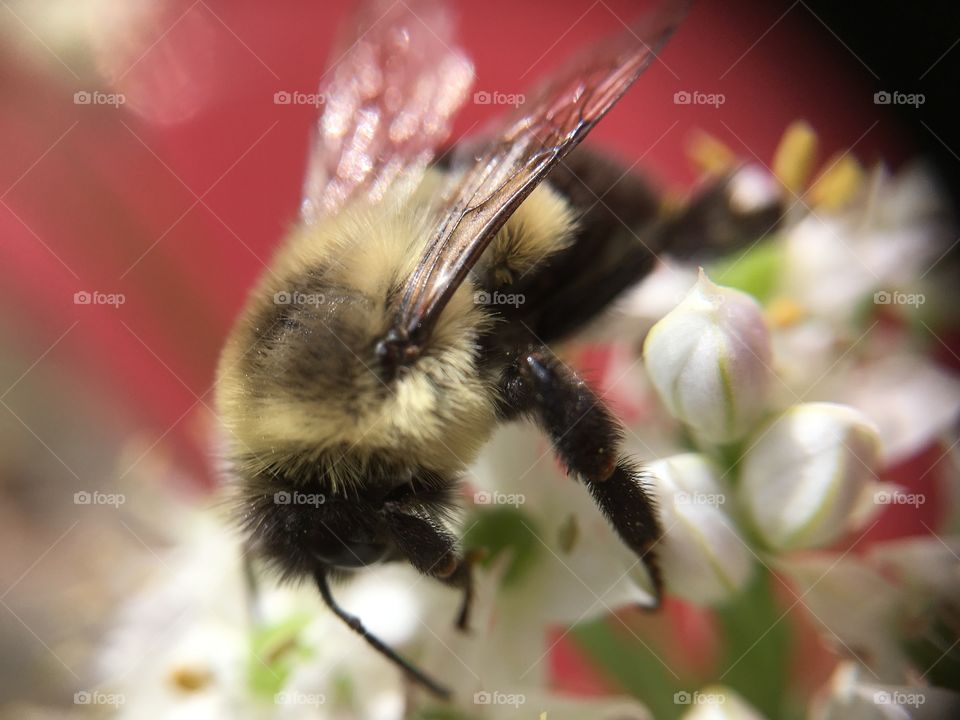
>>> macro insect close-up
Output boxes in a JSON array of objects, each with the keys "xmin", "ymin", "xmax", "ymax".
[{"xmin": 2, "ymin": 1, "xmax": 960, "ymax": 719}]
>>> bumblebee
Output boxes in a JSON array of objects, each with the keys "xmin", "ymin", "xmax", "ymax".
[{"xmin": 216, "ymin": 0, "xmax": 779, "ymax": 697}]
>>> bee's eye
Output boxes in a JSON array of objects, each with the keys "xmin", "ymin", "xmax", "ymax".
[
  {"xmin": 313, "ymin": 536, "xmax": 388, "ymax": 568},
  {"xmin": 383, "ymin": 480, "xmax": 415, "ymax": 504}
]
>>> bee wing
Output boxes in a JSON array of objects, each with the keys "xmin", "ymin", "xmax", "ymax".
[
  {"xmin": 389, "ymin": 0, "xmax": 689, "ymax": 354},
  {"xmin": 300, "ymin": 0, "xmax": 473, "ymax": 224}
]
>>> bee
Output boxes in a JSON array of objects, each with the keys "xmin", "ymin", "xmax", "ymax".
[{"xmin": 216, "ymin": 0, "xmax": 780, "ymax": 698}]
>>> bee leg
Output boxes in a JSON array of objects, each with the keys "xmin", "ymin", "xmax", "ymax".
[
  {"xmin": 384, "ymin": 508, "xmax": 474, "ymax": 631},
  {"xmin": 502, "ymin": 347, "xmax": 664, "ymax": 606},
  {"xmin": 585, "ymin": 460, "xmax": 665, "ymax": 608},
  {"xmin": 315, "ymin": 571, "xmax": 451, "ymax": 700},
  {"xmin": 502, "ymin": 348, "xmax": 621, "ymax": 483},
  {"xmin": 447, "ymin": 557, "xmax": 475, "ymax": 632}
]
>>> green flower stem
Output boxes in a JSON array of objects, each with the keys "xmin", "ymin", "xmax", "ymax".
[
  {"xmin": 714, "ymin": 566, "xmax": 794, "ymax": 719},
  {"xmin": 571, "ymin": 616, "xmax": 684, "ymax": 720}
]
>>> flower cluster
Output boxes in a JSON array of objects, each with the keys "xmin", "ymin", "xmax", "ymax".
[
  {"xmin": 640, "ymin": 269, "xmax": 884, "ymax": 602},
  {"xmin": 600, "ymin": 125, "xmax": 960, "ymax": 718}
]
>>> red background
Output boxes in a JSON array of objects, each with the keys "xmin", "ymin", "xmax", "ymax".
[{"xmin": 0, "ymin": 0, "xmax": 907, "ymax": 483}]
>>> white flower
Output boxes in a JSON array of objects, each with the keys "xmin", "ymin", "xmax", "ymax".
[
  {"xmin": 740, "ymin": 403, "xmax": 882, "ymax": 551},
  {"xmin": 678, "ymin": 685, "xmax": 768, "ymax": 720},
  {"xmin": 275, "ymin": 566, "xmax": 420, "ymax": 720},
  {"xmin": 99, "ymin": 514, "xmax": 255, "ymax": 720},
  {"xmin": 810, "ymin": 661, "xmax": 960, "ymax": 720},
  {"xmin": 865, "ymin": 534, "xmax": 960, "ymax": 604},
  {"xmin": 776, "ymin": 536, "xmax": 960, "ymax": 688},
  {"xmin": 471, "ymin": 423, "xmax": 660, "ymax": 619},
  {"xmin": 830, "ymin": 353, "xmax": 960, "ymax": 465},
  {"xmin": 423, "ymin": 423, "xmax": 658, "ymax": 694},
  {"xmin": 643, "ymin": 269, "xmax": 773, "ymax": 444},
  {"xmin": 99, "ymin": 510, "xmax": 415, "ymax": 720},
  {"xmin": 774, "ymin": 553, "xmax": 908, "ymax": 683},
  {"xmin": 647, "ymin": 454, "xmax": 754, "ymax": 605},
  {"xmin": 781, "ymin": 164, "xmax": 950, "ymax": 323}
]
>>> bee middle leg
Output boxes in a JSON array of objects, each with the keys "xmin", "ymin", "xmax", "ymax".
[
  {"xmin": 384, "ymin": 507, "xmax": 475, "ymax": 631},
  {"xmin": 500, "ymin": 346, "xmax": 664, "ymax": 605}
]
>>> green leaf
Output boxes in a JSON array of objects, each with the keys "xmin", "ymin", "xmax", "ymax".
[
  {"xmin": 708, "ymin": 239, "xmax": 784, "ymax": 303},
  {"xmin": 462, "ymin": 507, "xmax": 541, "ymax": 587}
]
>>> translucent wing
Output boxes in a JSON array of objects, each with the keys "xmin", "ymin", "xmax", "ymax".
[
  {"xmin": 300, "ymin": 0, "xmax": 473, "ymax": 224},
  {"xmin": 382, "ymin": 0, "xmax": 690, "ymax": 364}
]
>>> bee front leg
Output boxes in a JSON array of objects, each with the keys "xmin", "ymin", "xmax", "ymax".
[
  {"xmin": 501, "ymin": 348, "xmax": 622, "ymax": 482},
  {"xmin": 501, "ymin": 347, "xmax": 664, "ymax": 606},
  {"xmin": 384, "ymin": 508, "xmax": 475, "ymax": 631}
]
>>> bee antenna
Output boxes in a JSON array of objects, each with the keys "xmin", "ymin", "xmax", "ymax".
[{"xmin": 314, "ymin": 571, "xmax": 451, "ymax": 700}]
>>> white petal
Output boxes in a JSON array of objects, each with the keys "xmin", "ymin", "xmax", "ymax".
[
  {"xmin": 833, "ymin": 353, "xmax": 960, "ymax": 465},
  {"xmin": 470, "ymin": 423, "xmax": 658, "ymax": 618},
  {"xmin": 865, "ymin": 535, "xmax": 960, "ymax": 606},
  {"xmin": 775, "ymin": 555, "xmax": 908, "ymax": 683}
]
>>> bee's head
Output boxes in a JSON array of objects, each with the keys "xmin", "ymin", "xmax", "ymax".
[
  {"xmin": 247, "ymin": 486, "xmax": 392, "ymax": 576},
  {"xmin": 236, "ymin": 460, "xmax": 458, "ymax": 579}
]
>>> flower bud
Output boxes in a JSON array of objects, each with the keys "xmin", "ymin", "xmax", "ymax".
[
  {"xmin": 648, "ymin": 454, "xmax": 753, "ymax": 605},
  {"xmin": 643, "ymin": 270, "xmax": 772, "ymax": 444},
  {"xmin": 740, "ymin": 402, "xmax": 882, "ymax": 551}
]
